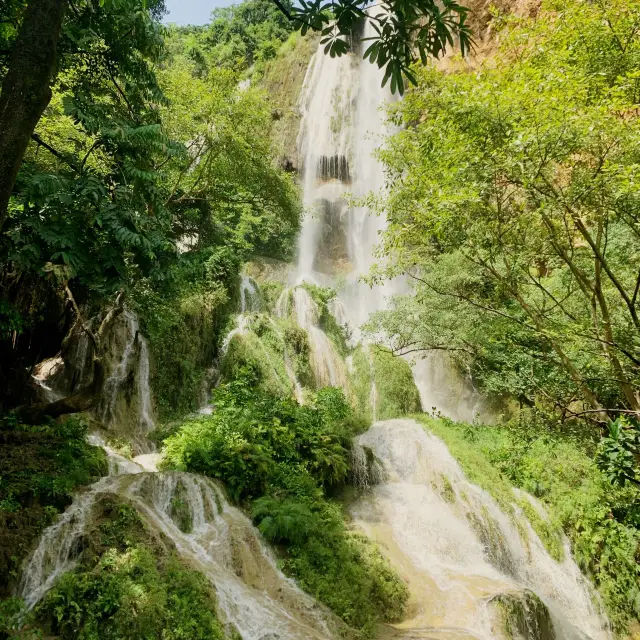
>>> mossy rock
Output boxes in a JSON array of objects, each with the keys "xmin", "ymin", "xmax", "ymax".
[
  {"xmin": 490, "ymin": 590, "xmax": 556, "ymax": 640},
  {"xmin": 0, "ymin": 420, "xmax": 106, "ymax": 597},
  {"xmin": 30, "ymin": 493, "xmax": 226, "ymax": 640},
  {"xmin": 466, "ymin": 506, "xmax": 517, "ymax": 578}
]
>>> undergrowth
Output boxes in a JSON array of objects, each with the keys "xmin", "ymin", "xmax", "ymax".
[
  {"xmin": 0, "ymin": 415, "xmax": 107, "ymax": 596},
  {"xmin": 163, "ymin": 369, "xmax": 407, "ymax": 635},
  {"xmin": 417, "ymin": 414, "xmax": 640, "ymax": 633}
]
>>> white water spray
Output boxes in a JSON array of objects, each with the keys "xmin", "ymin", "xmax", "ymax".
[
  {"xmin": 19, "ymin": 464, "xmax": 339, "ymax": 640},
  {"xmin": 351, "ymin": 419, "xmax": 610, "ymax": 640}
]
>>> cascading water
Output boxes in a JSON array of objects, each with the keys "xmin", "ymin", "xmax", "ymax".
[
  {"xmin": 99, "ymin": 308, "xmax": 156, "ymax": 448},
  {"xmin": 350, "ymin": 420, "xmax": 611, "ymax": 640},
  {"xmin": 19, "ymin": 446, "xmax": 340, "ymax": 639},
  {"xmin": 292, "ymin": 23, "xmax": 611, "ymax": 640},
  {"xmin": 17, "ymin": 27, "xmax": 615, "ymax": 640}
]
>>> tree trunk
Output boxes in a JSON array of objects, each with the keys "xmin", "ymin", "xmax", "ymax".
[{"xmin": 0, "ymin": 0, "xmax": 67, "ymax": 229}]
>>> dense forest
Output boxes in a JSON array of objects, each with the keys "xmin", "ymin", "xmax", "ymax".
[{"xmin": 1, "ymin": 0, "xmax": 640, "ymax": 639}]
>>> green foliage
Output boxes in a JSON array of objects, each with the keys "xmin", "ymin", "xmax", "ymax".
[
  {"xmin": 162, "ymin": 371, "xmax": 406, "ymax": 633},
  {"xmin": 163, "ymin": 371, "xmax": 357, "ymax": 499},
  {"xmin": 349, "ymin": 345, "xmax": 421, "ymax": 421},
  {"xmin": 290, "ymin": 0, "xmax": 473, "ymax": 94},
  {"xmin": 371, "ymin": 348, "xmax": 421, "ymax": 420},
  {"xmin": 370, "ymin": 0, "xmax": 640, "ymax": 423},
  {"xmin": 597, "ymin": 417, "xmax": 640, "ymax": 487},
  {"xmin": 164, "ymin": 0, "xmax": 295, "ymax": 75},
  {"xmin": 418, "ymin": 415, "xmax": 640, "ymax": 632},
  {"xmin": 220, "ymin": 324, "xmax": 292, "ymax": 398},
  {"xmin": 252, "ymin": 496, "xmax": 316, "ymax": 545},
  {"xmin": 3, "ymin": 0, "xmax": 173, "ymax": 295},
  {"xmin": 1, "ymin": 0, "xmax": 300, "ymax": 412},
  {"xmin": 281, "ymin": 528, "xmax": 408, "ymax": 633},
  {"xmin": 33, "ymin": 498, "xmax": 225, "ymax": 640},
  {"xmin": 0, "ymin": 416, "xmax": 106, "ymax": 595}
]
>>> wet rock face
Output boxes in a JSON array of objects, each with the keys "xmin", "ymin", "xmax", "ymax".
[
  {"xmin": 31, "ymin": 308, "xmax": 155, "ymax": 452},
  {"xmin": 490, "ymin": 590, "xmax": 556, "ymax": 640},
  {"xmin": 466, "ymin": 508, "xmax": 518, "ymax": 579}
]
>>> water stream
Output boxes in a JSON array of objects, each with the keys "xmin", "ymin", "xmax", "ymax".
[
  {"xmin": 351, "ymin": 420, "xmax": 610, "ymax": 640},
  {"xmin": 290, "ymin": 23, "xmax": 611, "ymax": 639},
  {"xmin": 19, "ymin": 446, "xmax": 339, "ymax": 639}
]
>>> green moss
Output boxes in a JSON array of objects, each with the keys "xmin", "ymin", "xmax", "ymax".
[
  {"xmin": 221, "ymin": 326, "xmax": 291, "ymax": 398},
  {"xmin": 515, "ymin": 498, "xmax": 564, "ymax": 563},
  {"xmin": 282, "ymin": 528, "xmax": 408, "ymax": 635},
  {"xmin": 349, "ymin": 345, "xmax": 374, "ymax": 421},
  {"xmin": 370, "ymin": 348, "xmax": 421, "ymax": 420},
  {"xmin": 259, "ymin": 32, "xmax": 320, "ymax": 169},
  {"xmin": 261, "ymin": 281, "xmax": 285, "ymax": 312},
  {"xmin": 284, "ymin": 324, "xmax": 314, "ymax": 388},
  {"xmin": 349, "ymin": 345, "xmax": 422, "ymax": 421},
  {"xmin": 491, "ymin": 590, "xmax": 556, "ymax": 640},
  {"xmin": 440, "ymin": 474, "xmax": 455, "ymax": 504},
  {"xmin": 0, "ymin": 416, "xmax": 107, "ymax": 596},
  {"xmin": 300, "ymin": 284, "xmax": 349, "ymax": 355},
  {"xmin": 134, "ymin": 277, "xmax": 232, "ymax": 421}
]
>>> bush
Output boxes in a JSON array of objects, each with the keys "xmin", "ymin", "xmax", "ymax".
[{"xmin": 163, "ymin": 371, "xmax": 407, "ymax": 634}]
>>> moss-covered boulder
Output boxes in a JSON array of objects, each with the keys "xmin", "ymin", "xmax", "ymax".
[
  {"xmin": 30, "ymin": 493, "xmax": 226, "ymax": 640},
  {"xmin": 490, "ymin": 590, "xmax": 556, "ymax": 640}
]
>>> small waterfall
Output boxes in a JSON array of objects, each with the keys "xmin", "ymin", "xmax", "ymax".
[
  {"xmin": 290, "ymin": 287, "xmax": 348, "ymax": 390},
  {"xmin": 19, "ymin": 468, "xmax": 338, "ymax": 639},
  {"xmin": 100, "ymin": 310, "xmax": 139, "ymax": 425},
  {"xmin": 137, "ymin": 333, "xmax": 154, "ymax": 438},
  {"xmin": 220, "ymin": 314, "xmax": 251, "ymax": 356},
  {"xmin": 275, "ymin": 285, "xmax": 348, "ymax": 391},
  {"xmin": 350, "ymin": 419, "xmax": 611, "ymax": 640},
  {"xmin": 96, "ymin": 308, "xmax": 155, "ymax": 446},
  {"xmin": 19, "ymin": 475, "xmax": 123, "ymax": 610},
  {"xmin": 219, "ymin": 274, "xmax": 263, "ymax": 359},
  {"xmin": 239, "ymin": 274, "xmax": 260, "ymax": 313}
]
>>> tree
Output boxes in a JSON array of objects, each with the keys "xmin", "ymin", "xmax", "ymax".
[
  {"xmin": 367, "ymin": 0, "xmax": 640, "ymax": 424},
  {"xmin": 0, "ymin": 0, "xmax": 471, "ymax": 226},
  {"xmin": 279, "ymin": 0, "xmax": 473, "ymax": 95},
  {"xmin": 0, "ymin": 0, "xmax": 66, "ymax": 231}
]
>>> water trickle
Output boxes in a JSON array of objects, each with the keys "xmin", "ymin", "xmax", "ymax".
[
  {"xmin": 290, "ymin": 287, "xmax": 348, "ymax": 390},
  {"xmin": 97, "ymin": 309, "xmax": 155, "ymax": 447},
  {"xmin": 100, "ymin": 310, "xmax": 139, "ymax": 425},
  {"xmin": 137, "ymin": 333, "xmax": 154, "ymax": 438},
  {"xmin": 350, "ymin": 419, "xmax": 611, "ymax": 640},
  {"xmin": 239, "ymin": 274, "xmax": 260, "ymax": 314},
  {"xmin": 220, "ymin": 314, "xmax": 251, "ymax": 357}
]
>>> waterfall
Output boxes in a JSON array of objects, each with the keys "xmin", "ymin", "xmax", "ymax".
[
  {"xmin": 350, "ymin": 419, "xmax": 611, "ymax": 640},
  {"xmin": 15, "ymin": 27, "xmax": 615, "ymax": 640},
  {"xmin": 19, "ymin": 461, "xmax": 338, "ymax": 639},
  {"xmin": 98, "ymin": 308, "xmax": 155, "ymax": 446},
  {"xmin": 100, "ymin": 310, "xmax": 139, "ymax": 424},
  {"xmin": 292, "ymin": 26, "xmax": 612, "ymax": 640}
]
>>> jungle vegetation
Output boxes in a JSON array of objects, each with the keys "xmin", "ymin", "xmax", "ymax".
[{"xmin": 2, "ymin": 0, "xmax": 640, "ymax": 638}]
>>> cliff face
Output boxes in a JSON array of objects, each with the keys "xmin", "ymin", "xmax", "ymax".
[
  {"xmin": 259, "ymin": 32, "xmax": 320, "ymax": 174},
  {"xmin": 259, "ymin": 0, "xmax": 542, "ymax": 170}
]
